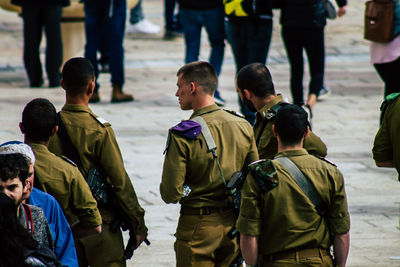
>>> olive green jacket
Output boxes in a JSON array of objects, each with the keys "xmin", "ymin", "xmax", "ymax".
[
  {"xmin": 373, "ymin": 96, "xmax": 400, "ymax": 179},
  {"xmin": 237, "ymin": 149, "xmax": 350, "ymax": 255},
  {"xmin": 161, "ymin": 104, "xmax": 259, "ymax": 207},
  {"xmin": 254, "ymin": 95, "xmax": 327, "ymax": 159},
  {"xmin": 48, "ymin": 104, "xmax": 147, "ymax": 235},
  {"xmin": 31, "ymin": 143, "xmax": 101, "ymax": 228}
]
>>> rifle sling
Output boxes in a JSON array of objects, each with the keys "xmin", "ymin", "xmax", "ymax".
[{"xmin": 274, "ymin": 157, "xmax": 327, "ymax": 216}]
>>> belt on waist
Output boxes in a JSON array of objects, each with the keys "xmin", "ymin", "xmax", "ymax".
[
  {"xmin": 180, "ymin": 206, "xmax": 232, "ymax": 215},
  {"xmin": 263, "ymin": 248, "xmax": 330, "ymax": 261}
]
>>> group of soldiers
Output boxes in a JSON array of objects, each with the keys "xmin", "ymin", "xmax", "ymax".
[{"xmin": 0, "ymin": 57, "xmax": 397, "ymax": 267}]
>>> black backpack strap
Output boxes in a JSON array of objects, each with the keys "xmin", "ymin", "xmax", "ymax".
[
  {"xmin": 56, "ymin": 112, "xmax": 86, "ymax": 176},
  {"xmin": 274, "ymin": 157, "xmax": 328, "ymax": 216}
]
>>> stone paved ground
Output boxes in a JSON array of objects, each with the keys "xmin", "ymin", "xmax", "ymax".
[{"xmin": 0, "ymin": 0, "xmax": 399, "ymax": 266}]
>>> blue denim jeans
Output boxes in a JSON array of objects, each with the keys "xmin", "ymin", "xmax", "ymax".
[
  {"xmin": 84, "ymin": 0, "xmax": 126, "ymax": 92},
  {"xmin": 179, "ymin": 7, "xmax": 225, "ymax": 77},
  {"xmin": 226, "ymin": 18, "xmax": 273, "ymax": 125},
  {"xmin": 164, "ymin": 0, "xmax": 181, "ymax": 31},
  {"xmin": 129, "ymin": 0, "xmax": 143, "ymax": 24}
]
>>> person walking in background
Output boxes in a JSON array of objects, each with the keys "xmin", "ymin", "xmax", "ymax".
[
  {"xmin": 279, "ymin": 0, "xmax": 347, "ymax": 116},
  {"xmin": 370, "ymin": 0, "xmax": 400, "ymax": 98},
  {"xmin": 224, "ymin": 0, "xmax": 274, "ymax": 125},
  {"xmin": 83, "ymin": 0, "xmax": 134, "ymax": 103},
  {"xmin": 178, "ymin": 0, "xmax": 226, "ymax": 106},
  {"xmin": 126, "ymin": 0, "xmax": 160, "ymax": 34},
  {"xmin": 163, "ymin": 0, "xmax": 182, "ymax": 40},
  {"xmin": 11, "ymin": 0, "xmax": 70, "ymax": 88}
]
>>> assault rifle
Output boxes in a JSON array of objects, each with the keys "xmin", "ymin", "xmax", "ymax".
[{"xmin": 87, "ymin": 168, "xmax": 150, "ymax": 260}]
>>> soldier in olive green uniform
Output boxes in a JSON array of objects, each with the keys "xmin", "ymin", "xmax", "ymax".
[
  {"xmin": 20, "ymin": 98, "xmax": 102, "ymax": 237},
  {"xmin": 238, "ymin": 104, "xmax": 350, "ymax": 267},
  {"xmin": 373, "ymin": 93, "xmax": 400, "ymax": 179},
  {"xmin": 161, "ymin": 61, "xmax": 259, "ymax": 266},
  {"xmin": 48, "ymin": 58, "xmax": 148, "ymax": 267},
  {"xmin": 236, "ymin": 63, "xmax": 327, "ymax": 159}
]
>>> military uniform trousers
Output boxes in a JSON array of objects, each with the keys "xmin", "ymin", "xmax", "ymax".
[
  {"xmin": 175, "ymin": 207, "xmax": 239, "ymax": 267},
  {"xmin": 75, "ymin": 209, "xmax": 126, "ymax": 267},
  {"xmin": 259, "ymin": 248, "xmax": 334, "ymax": 267}
]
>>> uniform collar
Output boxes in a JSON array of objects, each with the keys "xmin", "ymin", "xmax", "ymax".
[
  {"xmin": 62, "ymin": 104, "xmax": 93, "ymax": 114},
  {"xmin": 275, "ymin": 148, "xmax": 309, "ymax": 159},
  {"xmin": 190, "ymin": 104, "xmax": 220, "ymax": 119},
  {"xmin": 257, "ymin": 94, "xmax": 284, "ymax": 119},
  {"xmin": 28, "ymin": 143, "xmax": 48, "ymax": 152}
]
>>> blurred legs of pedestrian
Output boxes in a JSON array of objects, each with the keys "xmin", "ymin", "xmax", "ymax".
[
  {"xmin": 374, "ymin": 57, "xmax": 400, "ymax": 98},
  {"xmin": 225, "ymin": 19, "xmax": 273, "ymax": 125},
  {"xmin": 127, "ymin": 0, "xmax": 160, "ymax": 34},
  {"xmin": 163, "ymin": 0, "xmax": 182, "ymax": 40},
  {"xmin": 179, "ymin": 7, "xmax": 225, "ymax": 105},
  {"xmin": 282, "ymin": 27, "xmax": 325, "ymax": 112},
  {"xmin": 84, "ymin": 0, "xmax": 133, "ymax": 103},
  {"xmin": 22, "ymin": 5, "xmax": 63, "ymax": 88}
]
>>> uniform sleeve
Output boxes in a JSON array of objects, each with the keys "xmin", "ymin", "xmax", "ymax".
[
  {"xmin": 69, "ymin": 168, "xmax": 102, "ymax": 228},
  {"xmin": 303, "ymin": 131, "xmax": 327, "ymax": 158},
  {"xmin": 98, "ymin": 127, "xmax": 147, "ymax": 235},
  {"xmin": 326, "ymin": 169, "xmax": 350, "ymax": 235},
  {"xmin": 372, "ymin": 112, "xmax": 393, "ymax": 163},
  {"xmin": 160, "ymin": 133, "xmax": 188, "ymax": 204},
  {"xmin": 236, "ymin": 173, "xmax": 262, "ymax": 236}
]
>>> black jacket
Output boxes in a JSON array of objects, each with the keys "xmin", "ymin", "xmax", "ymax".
[
  {"xmin": 178, "ymin": 0, "xmax": 222, "ymax": 10},
  {"xmin": 280, "ymin": 0, "xmax": 346, "ymax": 28},
  {"xmin": 224, "ymin": 0, "xmax": 273, "ymax": 20}
]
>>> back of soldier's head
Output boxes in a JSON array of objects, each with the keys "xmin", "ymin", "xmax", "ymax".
[
  {"xmin": 22, "ymin": 98, "xmax": 57, "ymax": 143},
  {"xmin": 274, "ymin": 104, "xmax": 309, "ymax": 146},
  {"xmin": 177, "ymin": 61, "xmax": 218, "ymax": 95},
  {"xmin": 0, "ymin": 153, "xmax": 30, "ymax": 185},
  {"xmin": 62, "ymin": 57, "xmax": 95, "ymax": 96},
  {"xmin": 237, "ymin": 63, "xmax": 275, "ymax": 97}
]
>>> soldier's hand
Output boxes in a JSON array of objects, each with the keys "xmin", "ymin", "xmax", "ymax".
[
  {"xmin": 135, "ymin": 233, "xmax": 147, "ymax": 248},
  {"xmin": 337, "ymin": 6, "xmax": 346, "ymax": 17}
]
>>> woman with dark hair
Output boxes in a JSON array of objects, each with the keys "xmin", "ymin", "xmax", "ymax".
[{"xmin": 0, "ymin": 192, "xmax": 61, "ymax": 267}]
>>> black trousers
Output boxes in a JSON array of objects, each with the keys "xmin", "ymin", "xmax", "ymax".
[
  {"xmin": 282, "ymin": 26, "xmax": 325, "ymax": 105},
  {"xmin": 374, "ymin": 56, "xmax": 400, "ymax": 98},
  {"xmin": 22, "ymin": 5, "xmax": 62, "ymax": 87}
]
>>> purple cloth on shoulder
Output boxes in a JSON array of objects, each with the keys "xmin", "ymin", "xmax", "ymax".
[{"xmin": 171, "ymin": 120, "xmax": 201, "ymax": 140}]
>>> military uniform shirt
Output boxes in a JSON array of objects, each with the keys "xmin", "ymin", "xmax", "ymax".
[
  {"xmin": 31, "ymin": 143, "xmax": 101, "ymax": 229},
  {"xmin": 237, "ymin": 149, "xmax": 350, "ymax": 255},
  {"xmin": 161, "ymin": 104, "xmax": 259, "ymax": 207},
  {"xmin": 48, "ymin": 104, "xmax": 147, "ymax": 235},
  {"xmin": 373, "ymin": 96, "xmax": 400, "ymax": 179},
  {"xmin": 254, "ymin": 95, "xmax": 327, "ymax": 159}
]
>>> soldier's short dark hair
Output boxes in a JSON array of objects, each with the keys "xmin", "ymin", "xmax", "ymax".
[
  {"xmin": 22, "ymin": 98, "xmax": 57, "ymax": 143},
  {"xmin": 177, "ymin": 61, "xmax": 218, "ymax": 95},
  {"xmin": 274, "ymin": 104, "xmax": 309, "ymax": 146},
  {"xmin": 0, "ymin": 154, "xmax": 30, "ymax": 185},
  {"xmin": 237, "ymin": 63, "xmax": 275, "ymax": 98},
  {"xmin": 62, "ymin": 57, "xmax": 95, "ymax": 96}
]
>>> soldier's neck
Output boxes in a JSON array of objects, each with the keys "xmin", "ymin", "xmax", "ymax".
[
  {"xmin": 25, "ymin": 138, "xmax": 49, "ymax": 148},
  {"xmin": 192, "ymin": 96, "xmax": 215, "ymax": 112},
  {"xmin": 256, "ymin": 94, "xmax": 277, "ymax": 111},
  {"xmin": 65, "ymin": 94, "xmax": 89, "ymax": 106}
]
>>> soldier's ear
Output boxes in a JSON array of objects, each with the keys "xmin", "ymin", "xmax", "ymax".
[
  {"xmin": 243, "ymin": 89, "xmax": 251, "ymax": 100},
  {"xmin": 272, "ymin": 124, "xmax": 278, "ymax": 137},
  {"xmin": 51, "ymin": 126, "xmax": 58, "ymax": 137},
  {"xmin": 19, "ymin": 122, "xmax": 25, "ymax": 134},
  {"xmin": 87, "ymin": 80, "xmax": 95, "ymax": 96}
]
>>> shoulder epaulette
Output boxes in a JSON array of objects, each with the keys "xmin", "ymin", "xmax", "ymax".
[
  {"xmin": 313, "ymin": 155, "xmax": 337, "ymax": 167},
  {"xmin": 89, "ymin": 113, "xmax": 111, "ymax": 127},
  {"xmin": 224, "ymin": 109, "xmax": 244, "ymax": 118},
  {"xmin": 248, "ymin": 159, "xmax": 279, "ymax": 192},
  {"xmin": 171, "ymin": 120, "xmax": 201, "ymax": 140},
  {"xmin": 164, "ymin": 120, "xmax": 201, "ymax": 154},
  {"xmin": 59, "ymin": 155, "xmax": 78, "ymax": 167}
]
